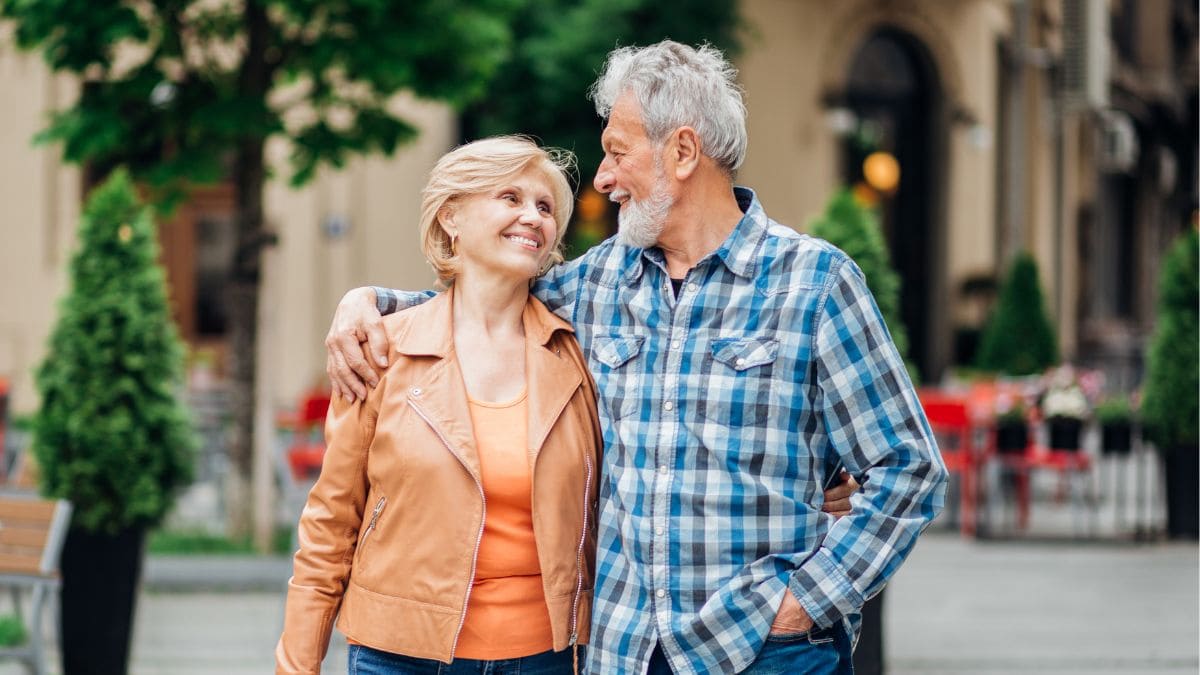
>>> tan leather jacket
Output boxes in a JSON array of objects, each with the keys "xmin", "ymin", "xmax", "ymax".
[{"xmin": 276, "ymin": 290, "xmax": 602, "ymax": 673}]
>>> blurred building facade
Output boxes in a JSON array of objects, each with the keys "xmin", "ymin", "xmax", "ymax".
[{"xmin": 2, "ymin": 0, "xmax": 1196, "ymax": 412}]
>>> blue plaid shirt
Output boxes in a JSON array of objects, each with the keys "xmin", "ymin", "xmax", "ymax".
[{"xmin": 376, "ymin": 188, "xmax": 946, "ymax": 674}]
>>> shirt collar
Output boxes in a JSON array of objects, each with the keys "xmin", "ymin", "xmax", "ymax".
[{"xmin": 623, "ymin": 186, "xmax": 765, "ymax": 284}]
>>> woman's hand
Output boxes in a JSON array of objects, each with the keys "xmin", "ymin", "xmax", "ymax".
[
  {"xmin": 325, "ymin": 287, "xmax": 388, "ymax": 402},
  {"xmin": 821, "ymin": 471, "xmax": 859, "ymax": 517}
]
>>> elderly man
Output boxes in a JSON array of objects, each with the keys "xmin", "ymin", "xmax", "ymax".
[{"xmin": 326, "ymin": 41, "xmax": 945, "ymax": 675}]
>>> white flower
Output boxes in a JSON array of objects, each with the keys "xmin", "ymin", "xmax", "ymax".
[{"xmin": 1043, "ymin": 386, "xmax": 1089, "ymax": 419}]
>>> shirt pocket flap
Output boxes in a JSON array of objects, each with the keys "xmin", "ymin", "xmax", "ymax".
[
  {"xmin": 711, "ymin": 337, "xmax": 779, "ymax": 371},
  {"xmin": 593, "ymin": 335, "xmax": 644, "ymax": 369}
]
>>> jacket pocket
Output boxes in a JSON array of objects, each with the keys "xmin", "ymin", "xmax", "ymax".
[
  {"xmin": 699, "ymin": 336, "xmax": 779, "ymax": 427},
  {"xmin": 357, "ymin": 495, "xmax": 387, "ymax": 561},
  {"xmin": 591, "ymin": 335, "xmax": 644, "ymax": 420}
]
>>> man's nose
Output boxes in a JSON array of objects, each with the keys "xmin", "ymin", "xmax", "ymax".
[{"xmin": 593, "ymin": 157, "xmax": 615, "ymax": 194}]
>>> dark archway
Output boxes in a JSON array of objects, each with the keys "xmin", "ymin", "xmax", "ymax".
[{"xmin": 841, "ymin": 28, "xmax": 944, "ymax": 381}]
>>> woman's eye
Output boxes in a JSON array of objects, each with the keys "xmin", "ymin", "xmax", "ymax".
[
  {"xmin": 502, "ymin": 192, "xmax": 518, "ymax": 203},
  {"xmin": 538, "ymin": 202, "xmax": 552, "ymax": 214}
]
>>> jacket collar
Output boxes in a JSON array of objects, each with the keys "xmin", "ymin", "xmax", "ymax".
[
  {"xmin": 393, "ymin": 285, "xmax": 574, "ymax": 358},
  {"xmin": 393, "ymin": 286, "xmax": 581, "ymax": 481}
]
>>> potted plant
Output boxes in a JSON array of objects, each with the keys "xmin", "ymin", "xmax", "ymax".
[
  {"xmin": 1040, "ymin": 366, "xmax": 1091, "ymax": 452},
  {"xmin": 1141, "ymin": 229, "xmax": 1199, "ymax": 539},
  {"xmin": 32, "ymin": 170, "xmax": 195, "ymax": 674},
  {"xmin": 994, "ymin": 398, "xmax": 1029, "ymax": 455},
  {"xmin": 1095, "ymin": 396, "xmax": 1136, "ymax": 456}
]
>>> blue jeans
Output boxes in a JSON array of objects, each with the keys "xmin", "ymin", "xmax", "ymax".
[
  {"xmin": 347, "ymin": 644, "xmax": 578, "ymax": 674},
  {"xmin": 646, "ymin": 624, "xmax": 854, "ymax": 675}
]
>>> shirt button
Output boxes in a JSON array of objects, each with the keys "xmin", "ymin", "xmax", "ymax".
[
  {"xmin": 736, "ymin": 358, "xmax": 746, "ymax": 367},
  {"xmin": 655, "ymin": 526, "xmax": 664, "ymax": 536},
  {"xmin": 663, "ymin": 401, "xmax": 675, "ymax": 411},
  {"xmin": 671, "ymin": 339, "xmax": 681, "ymax": 349},
  {"xmin": 686, "ymin": 282, "xmax": 698, "ymax": 292},
  {"xmin": 656, "ymin": 589, "xmax": 666, "ymax": 598},
  {"xmin": 658, "ymin": 465, "xmax": 668, "ymax": 475},
  {"xmin": 411, "ymin": 387, "xmax": 422, "ymax": 396}
]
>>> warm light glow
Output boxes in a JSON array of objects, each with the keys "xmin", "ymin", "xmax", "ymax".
[
  {"xmin": 577, "ymin": 186, "xmax": 608, "ymax": 221},
  {"xmin": 863, "ymin": 152, "xmax": 901, "ymax": 193}
]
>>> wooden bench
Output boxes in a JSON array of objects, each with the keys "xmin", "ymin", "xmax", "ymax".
[{"xmin": 0, "ymin": 496, "xmax": 72, "ymax": 675}]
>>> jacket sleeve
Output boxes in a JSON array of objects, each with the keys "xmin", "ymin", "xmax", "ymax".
[{"xmin": 275, "ymin": 389, "xmax": 380, "ymax": 674}]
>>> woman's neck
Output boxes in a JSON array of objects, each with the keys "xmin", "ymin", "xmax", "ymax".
[{"xmin": 452, "ymin": 272, "xmax": 528, "ymax": 339}]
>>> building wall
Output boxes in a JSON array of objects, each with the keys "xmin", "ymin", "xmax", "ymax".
[
  {"xmin": 0, "ymin": 38, "xmax": 452, "ymax": 416},
  {"xmin": 0, "ymin": 33, "xmax": 82, "ymax": 413},
  {"xmin": 738, "ymin": 0, "xmax": 1010, "ymax": 378}
]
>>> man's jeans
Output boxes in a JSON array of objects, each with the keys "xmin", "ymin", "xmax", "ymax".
[
  {"xmin": 347, "ymin": 644, "xmax": 578, "ymax": 674},
  {"xmin": 646, "ymin": 624, "xmax": 854, "ymax": 675}
]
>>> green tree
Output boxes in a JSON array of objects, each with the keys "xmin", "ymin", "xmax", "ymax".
[
  {"xmin": 33, "ymin": 170, "xmax": 195, "ymax": 534},
  {"xmin": 2, "ymin": 0, "xmax": 518, "ymax": 539},
  {"xmin": 463, "ymin": 0, "xmax": 742, "ymax": 187},
  {"xmin": 1141, "ymin": 229, "xmax": 1199, "ymax": 450},
  {"xmin": 975, "ymin": 252, "xmax": 1059, "ymax": 376},
  {"xmin": 809, "ymin": 189, "xmax": 916, "ymax": 379}
]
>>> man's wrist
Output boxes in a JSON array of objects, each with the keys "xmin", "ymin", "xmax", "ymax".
[{"xmin": 368, "ymin": 286, "xmax": 394, "ymax": 315}]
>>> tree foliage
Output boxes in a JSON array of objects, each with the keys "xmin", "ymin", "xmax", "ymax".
[
  {"xmin": 809, "ymin": 189, "xmax": 916, "ymax": 379},
  {"xmin": 463, "ymin": 0, "xmax": 742, "ymax": 181},
  {"xmin": 33, "ymin": 170, "xmax": 196, "ymax": 534},
  {"xmin": 975, "ymin": 252, "xmax": 1059, "ymax": 376},
  {"xmin": 1141, "ymin": 229, "xmax": 1199, "ymax": 450},
  {"xmin": 2, "ymin": 0, "xmax": 521, "ymax": 190}
]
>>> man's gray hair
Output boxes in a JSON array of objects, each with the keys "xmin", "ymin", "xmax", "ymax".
[{"xmin": 589, "ymin": 40, "xmax": 748, "ymax": 176}]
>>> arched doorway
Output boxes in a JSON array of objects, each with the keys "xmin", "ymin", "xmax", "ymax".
[{"xmin": 840, "ymin": 28, "xmax": 944, "ymax": 381}]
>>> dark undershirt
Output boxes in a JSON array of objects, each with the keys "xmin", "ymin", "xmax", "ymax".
[{"xmin": 670, "ymin": 278, "xmax": 684, "ymax": 299}]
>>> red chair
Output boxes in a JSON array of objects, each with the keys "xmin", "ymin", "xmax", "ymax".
[
  {"xmin": 282, "ymin": 389, "xmax": 331, "ymax": 480},
  {"xmin": 919, "ymin": 389, "xmax": 980, "ymax": 537}
]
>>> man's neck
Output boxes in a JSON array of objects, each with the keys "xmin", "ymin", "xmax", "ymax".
[{"xmin": 656, "ymin": 179, "xmax": 745, "ymax": 279}]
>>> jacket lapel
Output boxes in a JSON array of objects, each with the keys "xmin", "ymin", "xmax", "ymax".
[
  {"xmin": 393, "ymin": 290, "xmax": 481, "ymax": 481},
  {"xmin": 524, "ymin": 300, "xmax": 582, "ymax": 461}
]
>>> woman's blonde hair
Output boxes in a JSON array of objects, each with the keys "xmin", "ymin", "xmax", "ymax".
[{"xmin": 419, "ymin": 135, "xmax": 577, "ymax": 283}]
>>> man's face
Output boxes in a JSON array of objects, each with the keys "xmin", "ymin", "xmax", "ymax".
[{"xmin": 595, "ymin": 93, "xmax": 675, "ymax": 248}]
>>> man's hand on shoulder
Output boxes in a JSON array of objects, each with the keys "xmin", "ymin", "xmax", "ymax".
[{"xmin": 325, "ymin": 287, "xmax": 387, "ymax": 402}]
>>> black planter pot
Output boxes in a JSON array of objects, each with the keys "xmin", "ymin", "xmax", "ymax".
[
  {"xmin": 1047, "ymin": 418, "xmax": 1083, "ymax": 451},
  {"xmin": 1163, "ymin": 445, "xmax": 1200, "ymax": 539},
  {"xmin": 995, "ymin": 421, "xmax": 1028, "ymax": 454},
  {"xmin": 1100, "ymin": 422, "xmax": 1134, "ymax": 455},
  {"xmin": 59, "ymin": 526, "xmax": 146, "ymax": 675}
]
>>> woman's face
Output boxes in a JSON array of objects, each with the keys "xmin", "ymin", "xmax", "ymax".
[{"xmin": 445, "ymin": 168, "xmax": 560, "ymax": 283}]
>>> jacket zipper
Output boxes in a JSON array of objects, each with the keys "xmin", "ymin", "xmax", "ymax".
[
  {"xmin": 409, "ymin": 400, "xmax": 486, "ymax": 661},
  {"xmin": 568, "ymin": 439, "xmax": 594, "ymax": 646},
  {"xmin": 359, "ymin": 495, "xmax": 387, "ymax": 548}
]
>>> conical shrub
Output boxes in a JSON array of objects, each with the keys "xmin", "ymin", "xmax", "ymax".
[
  {"xmin": 32, "ymin": 169, "xmax": 195, "ymax": 534},
  {"xmin": 975, "ymin": 252, "xmax": 1058, "ymax": 376}
]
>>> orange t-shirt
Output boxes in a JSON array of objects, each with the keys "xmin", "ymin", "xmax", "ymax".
[{"xmin": 454, "ymin": 389, "xmax": 554, "ymax": 659}]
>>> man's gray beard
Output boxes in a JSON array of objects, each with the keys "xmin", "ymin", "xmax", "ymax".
[{"xmin": 617, "ymin": 180, "xmax": 673, "ymax": 249}]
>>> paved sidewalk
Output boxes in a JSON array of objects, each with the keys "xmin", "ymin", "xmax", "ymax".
[{"xmin": 0, "ymin": 533, "xmax": 1194, "ymax": 674}]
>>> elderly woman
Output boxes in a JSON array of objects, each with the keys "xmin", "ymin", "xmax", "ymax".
[{"xmin": 276, "ymin": 136, "xmax": 601, "ymax": 675}]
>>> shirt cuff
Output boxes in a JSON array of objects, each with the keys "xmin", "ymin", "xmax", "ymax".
[
  {"xmin": 370, "ymin": 286, "xmax": 398, "ymax": 315},
  {"xmin": 790, "ymin": 548, "xmax": 864, "ymax": 629}
]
